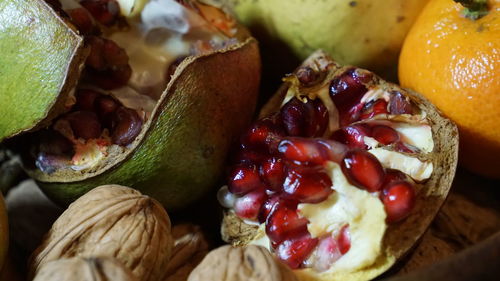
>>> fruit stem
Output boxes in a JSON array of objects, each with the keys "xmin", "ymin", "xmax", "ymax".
[{"xmin": 453, "ymin": 0, "xmax": 489, "ymax": 20}]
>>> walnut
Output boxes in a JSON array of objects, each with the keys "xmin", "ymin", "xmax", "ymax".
[
  {"xmin": 163, "ymin": 224, "xmax": 209, "ymax": 281},
  {"xmin": 29, "ymin": 185, "xmax": 173, "ymax": 281},
  {"xmin": 33, "ymin": 257, "xmax": 137, "ymax": 281},
  {"xmin": 187, "ymin": 245, "xmax": 298, "ymax": 281}
]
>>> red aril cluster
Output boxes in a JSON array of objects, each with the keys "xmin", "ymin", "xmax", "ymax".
[
  {"xmin": 331, "ymin": 122, "xmax": 416, "ymax": 153},
  {"xmin": 276, "ymin": 234, "xmax": 319, "ymax": 269},
  {"xmin": 85, "ymin": 36, "xmax": 132, "ymax": 90},
  {"xmin": 381, "ymin": 181, "xmax": 415, "ymax": 223},
  {"xmin": 67, "ymin": 8, "xmax": 95, "ymax": 35},
  {"xmin": 359, "ymin": 99, "xmax": 388, "ymax": 120},
  {"xmin": 329, "ymin": 69, "xmax": 414, "ymax": 126},
  {"xmin": 80, "ymin": 0, "xmax": 120, "ymax": 26},
  {"xmin": 226, "ymin": 67, "xmax": 419, "ymax": 270},
  {"xmin": 281, "ymin": 98, "xmax": 328, "ymax": 137},
  {"xmin": 282, "ymin": 165, "xmax": 333, "ymax": 203},
  {"xmin": 30, "ymin": 0, "xmax": 145, "ymax": 174},
  {"xmin": 33, "ymin": 88, "xmax": 144, "ymax": 174}
]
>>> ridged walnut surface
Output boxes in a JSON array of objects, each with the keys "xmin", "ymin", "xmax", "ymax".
[
  {"xmin": 188, "ymin": 245, "xmax": 297, "ymax": 281},
  {"xmin": 33, "ymin": 257, "xmax": 137, "ymax": 281},
  {"xmin": 30, "ymin": 185, "xmax": 173, "ymax": 281}
]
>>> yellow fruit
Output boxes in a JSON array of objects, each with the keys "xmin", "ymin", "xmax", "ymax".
[
  {"xmin": 223, "ymin": 0, "xmax": 429, "ymax": 78},
  {"xmin": 399, "ymin": 0, "xmax": 500, "ymax": 178}
]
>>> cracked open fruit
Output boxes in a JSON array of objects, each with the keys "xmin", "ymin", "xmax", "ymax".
[
  {"xmin": 0, "ymin": 0, "xmax": 260, "ymax": 208},
  {"xmin": 219, "ymin": 51, "xmax": 458, "ymax": 281}
]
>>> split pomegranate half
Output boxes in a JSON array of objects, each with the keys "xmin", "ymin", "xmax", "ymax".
[
  {"xmin": 220, "ymin": 51, "xmax": 458, "ymax": 280},
  {"xmin": 18, "ymin": 0, "xmax": 242, "ymax": 177}
]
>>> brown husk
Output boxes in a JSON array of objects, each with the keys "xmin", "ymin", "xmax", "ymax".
[{"xmin": 221, "ymin": 50, "xmax": 459, "ymax": 281}]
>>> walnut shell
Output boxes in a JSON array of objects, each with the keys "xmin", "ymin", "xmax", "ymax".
[
  {"xmin": 188, "ymin": 245, "xmax": 297, "ymax": 281},
  {"xmin": 30, "ymin": 185, "xmax": 173, "ymax": 281},
  {"xmin": 163, "ymin": 224, "xmax": 209, "ymax": 281},
  {"xmin": 33, "ymin": 257, "xmax": 137, "ymax": 281}
]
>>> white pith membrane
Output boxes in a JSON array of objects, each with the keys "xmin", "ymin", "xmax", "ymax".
[
  {"xmin": 219, "ymin": 58, "xmax": 436, "ymax": 276},
  {"xmin": 30, "ymin": 0, "xmax": 237, "ymax": 175}
]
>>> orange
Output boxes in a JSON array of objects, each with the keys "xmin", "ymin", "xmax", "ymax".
[{"xmin": 399, "ymin": 0, "xmax": 500, "ymax": 178}]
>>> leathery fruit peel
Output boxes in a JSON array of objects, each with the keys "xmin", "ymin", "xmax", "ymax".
[
  {"xmin": 0, "ymin": 0, "xmax": 261, "ymax": 210},
  {"xmin": 220, "ymin": 50, "xmax": 458, "ymax": 281}
]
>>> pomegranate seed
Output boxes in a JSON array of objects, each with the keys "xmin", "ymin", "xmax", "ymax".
[
  {"xmin": 337, "ymin": 225, "xmax": 351, "ymax": 254},
  {"xmin": 110, "ymin": 107, "xmax": 143, "ymax": 145},
  {"xmin": 260, "ymin": 158, "xmax": 286, "ymax": 192},
  {"xmin": 241, "ymin": 115, "xmax": 284, "ymax": 152},
  {"xmin": 86, "ymin": 36, "xmax": 106, "ymax": 70},
  {"xmin": 80, "ymin": 0, "xmax": 120, "ymax": 26},
  {"xmin": 382, "ymin": 169, "xmax": 408, "ymax": 187},
  {"xmin": 66, "ymin": 111, "xmax": 102, "ymax": 140},
  {"xmin": 95, "ymin": 95, "xmax": 119, "ymax": 129},
  {"xmin": 95, "ymin": 95, "xmax": 119, "ymax": 117},
  {"xmin": 313, "ymin": 235, "xmax": 342, "ymax": 272},
  {"xmin": 67, "ymin": 8, "xmax": 95, "ymax": 35},
  {"xmin": 234, "ymin": 188, "xmax": 267, "ymax": 221},
  {"xmin": 87, "ymin": 64, "xmax": 132, "ymax": 90},
  {"xmin": 266, "ymin": 201, "xmax": 308, "ymax": 244},
  {"xmin": 382, "ymin": 181, "xmax": 415, "ymax": 223},
  {"xmin": 39, "ymin": 131, "xmax": 74, "ymax": 156},
  {"xmin": 87, "ymin": 37, "xmax": 129, "ymax": 70},
  {"xmin": 360, "ymin": 99, "xmax": 388, "ymax": 120},
  {"xmin": 296, "ymin": 66, "xmax": 321, "ymax": 86},
  {"xmin": 232, "ymin": 146, "xmax": 268, "ymax": 165},
  {"xmin": 317, "ymin": 139, "xmax": 349, "ymax": 163},
  {"xmin": 280, "ymin": 98, "xmax": 314, "ymax": 137},
  {"xmin": 331, "ymin": 124, "xmax": 371, "ymax": 149},
  {"xmin": 342, "ymin": 150, "xmax": 385, "ymax": 192},
  {"xmin": 389, "ymin": 91, "xmax": 413, "ymax": 114},
  {"xmin": 329, "ymin": 69, "xmax": 370, "ymax": 126},
  {"xmin": 283, "ymin": 166, "xmax": 333, "ymax": 203},
  {"xmin": 258, "ymin": 195, "xmax": 280, "ymax": 223},
  {"xmin": 311, "ymin": 99, "xmax": 329, "ymax": 137},
  {"xmin": 103, "ymin": 39, "xmax": 129, "ymax": 67},
  {"xmin": 75, "ymin": 89, "xmax": 100, "ymax": 111},
  {"xmin": 228, "ymin": 164, "xmax": 262, "ymax": 195},
  {"xmin": 371, "ymin": 125, "xmax": 399, "ymax": 145},
  {"xmin": 278, "ymin": 138, "xmax": 329, "ymax": 165},
  {"xmin": 275, "ymin": 234, "xmax": 319, "ymax": 269}
]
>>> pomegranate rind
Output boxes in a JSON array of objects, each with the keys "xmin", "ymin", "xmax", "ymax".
[
  {"xmin": 0, "ymin": 0, "xmax": 87, "ymax": 142},
  {"xmin": 4, "ymin": 1, "xmax": 261, "ymax": 210},
  {"xmin": 221, "ymin": 50, "xmax": 458, "ymax": 280},
  {"xmin": 35, "ymin": 38, "xmax": 260, "ymax": 210}
]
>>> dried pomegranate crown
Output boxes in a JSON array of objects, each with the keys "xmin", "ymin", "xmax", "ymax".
[{"xmin": 220, "ymin": 50, "xmax": 458, "ymax": 281}]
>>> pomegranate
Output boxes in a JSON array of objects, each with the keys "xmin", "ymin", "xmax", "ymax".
[
  {"xmin": 3, "ymin": 0, "xmax": 260, "ymax": 210},
  {"xmin": 221, "ymin": 51, "xmax": 458, "ymax": 280}
]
